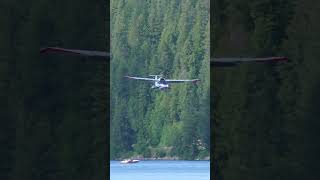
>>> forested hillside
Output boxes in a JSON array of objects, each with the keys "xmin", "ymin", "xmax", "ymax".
[
  {"xmin": 212, "ymin": 0, "xmax": 320, "ymax": 179},
  {"xmin": 110, "ymin": 0, "xmax": 210, "ymax": 160},
  {"xmin": 0, "ymin": 1, "xmax": 108, "ymax": 180}
]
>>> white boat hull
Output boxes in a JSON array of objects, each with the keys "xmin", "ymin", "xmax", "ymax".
[{"xmin": 120, "ymin": 159, "xmax": 140, "ymax": 164}]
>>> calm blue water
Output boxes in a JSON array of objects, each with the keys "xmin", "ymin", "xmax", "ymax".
[{"xmin": 110, "ymin": 160, "xmax": 210, "ymax": 180}]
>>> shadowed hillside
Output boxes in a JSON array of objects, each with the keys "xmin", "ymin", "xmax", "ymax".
[
  {"xmin": 0, "ymin": 1, "xmax": 108, "ymax": 180},
  {"xmin": 212, "ymin": 0, "xmax": 320, "ymax": 179}
]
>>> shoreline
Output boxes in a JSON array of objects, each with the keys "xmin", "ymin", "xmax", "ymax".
[{"xmin": 112, "ymin": 156, "xmax": 210, "ymax": 161}]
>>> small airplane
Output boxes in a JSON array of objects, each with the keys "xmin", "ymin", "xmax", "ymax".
[
  {"xmin": 40, "ymin": 47, "xmax": 288, "ymax": 66},
  {"xmin": 124, "ymin": 75, "xmax": 200, "ymax": 90}
]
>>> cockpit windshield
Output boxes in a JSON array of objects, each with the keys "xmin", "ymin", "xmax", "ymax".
[{"xmin": 159, "ymin": 78, "xmax": 167, "ymax": 84}]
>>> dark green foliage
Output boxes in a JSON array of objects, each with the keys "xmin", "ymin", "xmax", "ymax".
[
  {"xmin": 110, "ymin": 0, "xmax": 210, "ymax": 160},
  {"xmin": 212, "ymin": 0, "xmax": 320, "ymax": 179},
  {"xmin": 0, "ymin": 1, "xmax": 108, "ymax": 180}
]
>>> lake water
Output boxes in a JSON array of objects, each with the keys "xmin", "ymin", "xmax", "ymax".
[{"xmin": 110, "ymin": 160, "xmax": 210, "ymax": 180}]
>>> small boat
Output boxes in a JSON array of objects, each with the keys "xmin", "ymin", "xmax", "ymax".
[{"xmin": 120, "ymin": 159, "xmax": 140, "ymax": 164}]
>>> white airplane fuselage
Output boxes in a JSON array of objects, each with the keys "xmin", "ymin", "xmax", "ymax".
[
  {"xmin": 152, "ymin": 81, "xmax": 169, "ymax": 90},
  {"xmin": 151, "ymin": 76, "xmax": 170, "ymax": 90}
]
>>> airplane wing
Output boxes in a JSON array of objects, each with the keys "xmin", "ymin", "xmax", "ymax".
[
  {"xmin": 166, "ymin": 79, "xmax": 200, "ymax": 83},
  {"xmin": 40, "ymin": 47, "xmax": 110, "ymax": 57},
  {"xmin": 211, "ymin": 57, "xmax": 288, "ymax": 66},
  {"xmin": 124, "ymin": 76, "xmax": 157, "ymax": 81}
]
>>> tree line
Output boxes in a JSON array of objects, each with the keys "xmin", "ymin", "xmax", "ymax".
[{"xmin": 110, "ymin": 0, "xmax": 210, "ymax": 160}]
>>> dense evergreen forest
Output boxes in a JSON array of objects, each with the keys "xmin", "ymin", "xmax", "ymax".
[
  {"xmin": 0, "ymin": 1, "xmax": 108, "ymax": 180},
  {"xmin": 212, "ymin": 0, "xmax": 320, "ymax": 179},
  {"xmin": 110, "ymin": 0, "xmax": 210, "ymax": 160}
]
